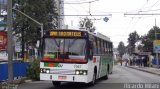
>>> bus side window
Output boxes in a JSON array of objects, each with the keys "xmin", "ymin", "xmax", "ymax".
[
  {"xmin": 93, "ymin": 37, "xmax": 97, "ymax": 55},
  {"xmin": 89, "ymin": 41, "xmax": 93, "ymax": 60}
]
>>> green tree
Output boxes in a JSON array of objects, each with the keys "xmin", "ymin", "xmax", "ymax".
[
  {"xmin": 79, "ymin": 17, "xmax": 96, "ymax": 32},
  {"xmin": 27, "ymin": 59, "xmax": 40, "ymax": 80},
  {"xmin": 117, "ymin": 41, "xmax": 126, "ymax": 57},
  {"xmin": 127, "ymin": 31, "xmax": 139, "ymax": 54},
  {"xmin": 141, "ymin": 26, "xmax": 160, "ymax": 52},
  {"xmin": 13, "ymin": 0, "xmax": 58, "ymax": 42},
  {"xmin": 13, "ymin": 0, "xmax": 58, "ymax": 58}
]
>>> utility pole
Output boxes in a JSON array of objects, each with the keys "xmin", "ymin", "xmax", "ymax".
[
  {"xmin": 0, "ymin": 1, "xmax": 1, "ymax": 15},
  {"xmin": 0, "ymin": 0, "xmax": 3, "ymax": 15},
  {"xmin": 57, "ymin": 0, "xmax": 64, "ymax": 29},
  {"xmin": 155, "ymin": 18, "xmax": 159, "ymax": 68},
  {"xmin": 7, "ymin": 0, "xmax": 13, "ymax": 83}
]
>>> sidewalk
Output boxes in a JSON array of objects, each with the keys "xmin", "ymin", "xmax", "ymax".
[
  {"xmin": 0, "ymin": 77, "xmax": 32, "ymax": 89},
  {"xmin": 128, "ymin": 66, "xmax": 160, "ymax": 76}
]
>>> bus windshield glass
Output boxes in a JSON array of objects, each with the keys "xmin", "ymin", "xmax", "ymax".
[{"xmin": 42, "ymin": 38, "xmax": 87, "ymax": 63}]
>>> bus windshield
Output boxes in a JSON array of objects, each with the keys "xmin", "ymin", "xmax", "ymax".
[{"xmin": 42, "ymin": 38, "xmax": 87, "ymax": 63}]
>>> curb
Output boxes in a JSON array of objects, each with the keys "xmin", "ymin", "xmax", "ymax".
[
  {"xmin": 0, "ymin": 78, "xmax": 34, "ymax": 89},
  {"xmin": 12, "ymin": 77, "xmax": 30, "ymax": 84},
  {"xmin": 24, "ymin": 79, "xmax": 33, "ymax": 83},
  {"xmin": 128, "ymin": 66, "xmax": 160, "ymax": 76},
  {"xmin": 0, "ymin": 77, "xmax": 32, "ymax": 85}
]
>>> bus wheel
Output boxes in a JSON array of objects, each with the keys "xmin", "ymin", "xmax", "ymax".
[
  {"xmin": 110, "ymin": 71, "xmax": 113, "ymax": 74},
  {"xmin": 89, "ymin": 72, "xmax": 96, "ymax": 86},
  {"xmin": 52, "ymin": 81, "xmax": 61, "ymax": 86},
  {"xmin": 103, "ymin": 71, "xmax": 108, "ymax": 80}
]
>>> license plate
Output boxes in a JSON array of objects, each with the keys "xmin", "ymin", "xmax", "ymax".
[{"xmin": 58, "ymin": 76, "xmax": 67, "ymax": 80}]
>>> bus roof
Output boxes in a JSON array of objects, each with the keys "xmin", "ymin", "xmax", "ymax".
[{"xmin": 89, "ymin": 32, "xmax": 112, "ymax": 42}]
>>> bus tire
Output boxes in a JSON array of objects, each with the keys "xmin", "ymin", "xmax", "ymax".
[
  {"xmin": 88, "ymin": 72, "xmax": 96, "ymax": 86},
  {"xmin": 110, "ymin": 71, "xmax": 112, "ymax": 74},
  {"xmin": 103, "ymin": 72, "xmax": 108, "ymax": 80},
  {"xmin": 103, "ymin": 65, "xmax": 109, "ymax": 80},
  {"xmin": 52, "ymin": 81, "xmax": 61, "ymax": 86}
]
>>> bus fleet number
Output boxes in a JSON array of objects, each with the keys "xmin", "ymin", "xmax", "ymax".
[{"xmin": 74, "ymin": 65, "xmax": 82, "ymax": 68}]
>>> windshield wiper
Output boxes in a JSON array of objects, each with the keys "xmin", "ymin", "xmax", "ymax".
[
  {"xmin": 68, "ymin": 39, "xmax": 77, "ymax": 48},
  {"xmin": 53, "ymin": 38, "xmax": 60, "ymax": 48}
]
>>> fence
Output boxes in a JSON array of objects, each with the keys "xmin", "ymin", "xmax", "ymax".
[{"xmin": 0, "ymin": 62, "xmax": 29, "ymax": 81}]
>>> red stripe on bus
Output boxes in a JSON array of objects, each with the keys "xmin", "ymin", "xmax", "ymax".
[
  {"xmin": 41, "ymin": 58, "xmax": 87, "ymax": 63},
  {"xmin": 93, "ymin": 57, "xmax": 96, "ymax": 63},
  {"xmin": 64, "ymin": 59, "xmax": 87, "ymax": 63}
]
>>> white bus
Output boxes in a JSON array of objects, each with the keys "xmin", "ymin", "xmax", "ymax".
[{"xmin": 40, "ymin": 29, "xmax": 113, "ymax": 86}]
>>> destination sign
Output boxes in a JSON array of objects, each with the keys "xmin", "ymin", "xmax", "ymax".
[{"xmin": 49, "ymin": 31, "xmax": 83, "ymax": 37}]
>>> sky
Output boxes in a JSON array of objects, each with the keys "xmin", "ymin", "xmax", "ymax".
[{"xmin": 64, "ymin": 0, "xmax": 160, "ymax": 48}]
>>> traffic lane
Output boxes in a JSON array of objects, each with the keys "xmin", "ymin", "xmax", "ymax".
[
  {"xmin": 18, "ymin": 65, "xmax": 160, "ymax": 89},
  {"xmin": 119, "ymin": 66, "xmax": 160, "ymax": 83},
  {"xmin": 47, "ymin": 83, "xmax": 125, "ymax": 89},
  {"xmin": 17, "ymin": 81, "xmax": 124, "ymax": 89},
  {"xmin": 18, "ymin": 82, "xmax": 90, "ymax": 89},
  {"xmin": 101, "ymin": 65, "xmax": 160, "ymax": 83},
  {"xmin": 17, "ymin": 83, "xmax": 53, "ymax": 89},
  {"xmin": 17, "ymin": 81, "xmax": 90, "ymax": 89}
]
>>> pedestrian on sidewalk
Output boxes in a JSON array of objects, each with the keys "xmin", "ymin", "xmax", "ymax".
[
  {"xmin": 142, "ymin": 56, "xmax": 145, "ymax": 67},
  {"xmin": 129, "ymin": 58, "xmax": 133, "ymax": 66},
  {"xmin": 140, "ymin": 57, "xmax": 143, "ymax": 67},
  {"xmin": 144, "ymin": 56, "xmax": 148, "ymax": 67},
  {"xmin": 133, "ymin": 57, "xmax": 136, "ymax": 66},
  {"xmin": 125, "ymin": 59, "xmax": 128, "ymax": 67}
]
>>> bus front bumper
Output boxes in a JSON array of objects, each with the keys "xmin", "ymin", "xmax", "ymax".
[{"xmin": 40, "ymin": 73, "xmax": 89, "ymax": 83}]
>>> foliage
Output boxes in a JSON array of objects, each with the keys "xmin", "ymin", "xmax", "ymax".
[
  {"xmin": 117, "ymin": 41, "xmax": 126, "ymax": 57},
  {"xmin": 141, "ymin": 26, "xmax": 160, "ymax": 52},
  {"xmin": 126, "ymin": 26, "xmax": 160, "ymax": 53},
  {"xmin": 79, "ymin": 17, "xmax": 96, "ymax": 32},
  {"xmin": 27, "ymin": 59, "xmax": 40, "ymax": 80},
  {"xmin": 127, "ymin": 31, "xmax": 140, "ymax": 54},
  {"xmin": 13, "ymin": 0, "xmax": 58, "ymax": 43}
]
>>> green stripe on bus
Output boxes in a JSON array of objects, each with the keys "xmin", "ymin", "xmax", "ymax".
[
  {"xmin": 44, "ymin": 62, "xmax": 49, "ymax": 67},
  {"xmin": 44, "ymin": 62, "xmax": 59, "ymax": 67}
]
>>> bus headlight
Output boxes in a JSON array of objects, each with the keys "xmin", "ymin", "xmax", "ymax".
[
  {"xmin": 43, "ymin": 69, "xmax": 46, "ymax": 73},
  {"xmin": 83, "ymin": 71, "xmax": 87, "ymax": 75},
  {"xmin": 75, "ymin": 70, "xmax": 87, "ymax": 75},
  {"xmin": 76, "ymin": 71, "xmax": 80, "ymax": 75},
  {"xmin": 46, "ymin": 70, "xmax": 50, "ymax": 73},
  {"xmin": 41, "ymin": 68, "xmax": 50, "ymax": 73}
]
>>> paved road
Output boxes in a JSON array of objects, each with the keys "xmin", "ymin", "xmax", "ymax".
[
  {"xmin": 17, "ymin": 65, "xmax": 160, "ymax": 89},
  {"xmin": 101, "ymin": 65, "xmax": 160, "ymax": 83}
]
